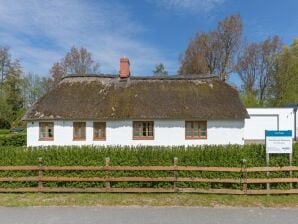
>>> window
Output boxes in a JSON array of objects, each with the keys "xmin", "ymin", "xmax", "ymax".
[
  {"xmin": 39, "ymin": 122, "xmax": 54, "ymax": 141},
  {"xmin": 133, "ymin": 121, "xmax": 154, "ymax": 140},
  {"xmin": 73, "ymin": 122, "xmax": 86, "ymax": 140},
  {"xmin": 93, "ymin": 122, "xmax": 106, "ymax": 140},
  {"xmin": 185, "ymin": 121, "xmax": 207, "ymax": 139}
]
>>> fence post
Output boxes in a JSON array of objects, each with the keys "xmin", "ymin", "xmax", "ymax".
[
  {"xmin": 241, "ymin": 159, "xmax": 247, "ymax": 195},
  {"xmin": 38, "ymin": 157, "xmax": 43, "ymax": 190},
  {"xmin": 105, "ymin": 157, "xmax": 111, "ymax": 191},
  {"xmin": 266, "ymin": 153, "xmax": 270, "ymax": 194},
  {"xmin": 289, "ymin": 153, "xmax": 293, "ymax": 189},
  {"xmin": 173, "ymin": 157, "xmax": 178, "ymax": 192}
]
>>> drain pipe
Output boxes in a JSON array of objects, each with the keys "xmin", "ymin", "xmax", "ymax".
[{"xmin": 294, "ymin": 107, "xmax": 297, "ymax": 142}]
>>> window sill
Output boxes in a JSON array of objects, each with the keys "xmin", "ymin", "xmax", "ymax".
[
  {"xmin": 133, "ymin": 137, "xmax": 154, "ymax": 140},
  {"xmin": 38, "ymin": 139, "xmax": 54, "ymax": 141},
  {"xmin": 73, "ymin": 139, "xmax": 86, "ymax": 141},
  {"xmin": 185, "ymin": 137, "xmax": 207, "ymax": 140},
  {"xmin": 93, "ymin": 138, "xmax": 106, "ymax": 141}
]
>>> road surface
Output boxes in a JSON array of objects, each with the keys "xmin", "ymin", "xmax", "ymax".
[{"xmin": 0, "ymin": 207, "xmax": 297, "ymax": 224}]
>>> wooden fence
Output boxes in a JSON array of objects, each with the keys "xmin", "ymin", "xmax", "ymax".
[{"xmin": 0, "ymin": 158, "xmax": 297, "ymax": 195}]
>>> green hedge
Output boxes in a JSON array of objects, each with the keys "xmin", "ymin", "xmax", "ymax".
[
  {"xmin": 0, "ymin": 144, "xmax": 297, "ymax": 189},
  {"xmin": 0, "ymin": 129, "xmax": 10, "ymax": 135},
  {"xmin": 0, "ymin": 133, "xmax": 26, "ymax": 146}
]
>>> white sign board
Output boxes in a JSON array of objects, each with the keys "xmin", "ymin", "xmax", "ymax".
[{"xmin": 265, "ymin": 130, "xmax": 292, "ymax": 154}]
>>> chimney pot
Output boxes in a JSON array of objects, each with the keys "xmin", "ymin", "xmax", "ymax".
[{"xmin": 120, "ymin": 57, "xmax": 130, "ymax": 78}]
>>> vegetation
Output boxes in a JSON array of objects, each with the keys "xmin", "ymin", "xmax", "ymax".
[
  {"xmin": 49, "ymin": 46, "xmax": 100, "ymax": 88},
  {"xmin": 1, "ymin": 193, "xmax": 298, "ymax": 207},
  {"xmin": 179, "ymin": 14, "xmax": 297, "ymax": 107},
  {"xmin": 0, "ymin": 144, "xmax": 297, "ymax": 189},
  {"xmin": 179, "ymin": 15, "xmax": 242, "ymax": 81},
  {"xmin": 153, "ymin": 63, "xmax": 168, "ymax": 76},
  {"xmin": 0, "ymin": 132, "xmax": 26, "ymax": 146},
  {"xmin": 0, "ymin": 15, "xmax": 296, "ymax": 128},
  {"xmin": 0, "ymin": 46, "xmax": 100, "ymax": 128}
]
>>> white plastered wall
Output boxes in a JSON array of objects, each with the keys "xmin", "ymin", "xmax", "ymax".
[{"xmin": 27, "ymin": 120, "xmax": 245, "ymax": 147}]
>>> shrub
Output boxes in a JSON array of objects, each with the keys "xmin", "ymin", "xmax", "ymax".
[
  {"xmin": 0, "ymin": 144, "xmax": 297, "ymax": 189},
  {"xmin": 0, "ymin": 129, "xmax": 10, "ymax": 135},
  {"xmin": 0, "ymin": 118, "xmax": 11, "ymax": 129},
  {"xmin": 0, "ymin": 133, "xmax": 26, "ymax": 146}
]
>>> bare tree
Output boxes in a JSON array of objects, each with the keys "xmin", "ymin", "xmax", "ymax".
[
  {"xmin": 258, "ymin": 36, "xmax": 281, "ymax": 101},
  {"xmin": 236, "ymin": 36, "xmax": 282, "ymax": 102},
  {"xmin": 63, "ymin": 47, "xmax": 99, "ymax": 75},
  {"xmin": 236, "ymin": 43, "xmax": 259, "ymax": 95},
  {"xmin": 49, "ymin": 46, "xmax": 100, "ymax": 87},
  {"xmin": 179, "ymin": 15, "xmax": 242, "ymax": 81},
  {"xmin": 216, "ymin": 15, "xmax": 242, "ymax": 80},
  {"xmin": 49, "ymin": 62, "xmax": 64, "ymax": 87}
]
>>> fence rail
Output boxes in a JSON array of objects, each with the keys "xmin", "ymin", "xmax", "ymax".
[{"xmin": 0, "ymin": 158, "xmax": 297, "ymax": 195}]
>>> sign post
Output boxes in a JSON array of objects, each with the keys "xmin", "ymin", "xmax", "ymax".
[{"xmin": 265, "ymin": 130, "xmax": 293, "ymax": 190}]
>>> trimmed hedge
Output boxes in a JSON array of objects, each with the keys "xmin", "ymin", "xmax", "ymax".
[
  {"xmin": 0, "ymin": 129, "xmax": 10, "ymax": 135},
  {"xmin": 0, "ymin": 133, "xmax": 26, "ymax": 146},
  {"xmin": 0, "ymin": 144, "xmax": 297, "ymax": 189}
]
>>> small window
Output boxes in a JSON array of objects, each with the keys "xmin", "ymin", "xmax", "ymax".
[
  {"xmin": 185, "ymin": 121, "xmax": 207, "ymax": 139},
  {"xmin": 73, "ymin": 122, "xmax": 86, "ymax": 140},
  {"xmin": 39, "ymin": 122, "xmax": 54, "ymax": 141},
  {"xmin": 93, "ymin": 122, "xmax": 106, "ymax": 140},
  {"xmin": 133, "ymin": 121, "xmax": 154, "ymax": 140}
]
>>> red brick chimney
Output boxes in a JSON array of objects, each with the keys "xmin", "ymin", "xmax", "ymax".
[{"xmin": 119, "ymin": 57, "xmax": 130, "ymax": 78}]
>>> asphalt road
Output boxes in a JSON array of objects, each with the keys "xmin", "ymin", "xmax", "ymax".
[{"xmin": 0, "ymin": 207, "xmax": 297, "ymax": 224}]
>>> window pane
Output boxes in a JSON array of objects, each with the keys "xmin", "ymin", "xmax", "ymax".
[
  {"xmin": 40, "ymin": 126, "xmax": 46, "ymax": 138},
  {"xmin": 39, "ymin": 122, "xmax": 54, "ymax": 140},
  {"xmin": 74, "ymin": 122, "xmax": 86, "ymax": 139},
  {"xmin": 185, "ymin": 122, "xmax": 192, "ymax": 137},
  {"xmin": 74, "ymin": 127, "xmax": 79, "ymax": 138},
  {"xmin": 81, "ymin": 125, "xmax": 86, "ymax": 138},
  {"xmin": 133, "ymin": 125, "xmax": 139, "ymax": 136},
  {"xmin": 200, "ymin": 131, "xmax": 207, "ymax": 137},
  {"xmin": 193, "ymin": 124, "xmax": 199, "ymax": 137},
  {"xmin": 48, "ymin": 127, "xmax": 53, "ymax": 138},
  {"xmin": 148, "ymin": 122, "xmax": 153, "ymax": 137},
  {"xmin": 94, "ymin": 122, "xmax": 106, "ymax": 139},
  {"xmin": 142, "ymin": 123, "xmax": 147, "ymax": 136},
  {"xmin": 200, "ymin": 122, "xmax": 207, "ymax": 137},
  {"xmin": 185, "ymin": 121, "xmax": 207, "ymax": 139},
  {"xmin": 133, "ymin": 121, "xmax": 154, "ymax": 139}
]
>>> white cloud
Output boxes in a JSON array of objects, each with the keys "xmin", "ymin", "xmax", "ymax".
[
  {"xmin": 0, "ymin": 0, "xmax": 176, "ymax": 75},
  {"xmin": 148, "ymin": 0, "xmax": 224, "ymax": 14}
]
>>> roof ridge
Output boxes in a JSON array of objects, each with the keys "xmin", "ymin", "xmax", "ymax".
[{"xmin": 61, "ymin": 74, "xmax": 219, "ymax": 81}]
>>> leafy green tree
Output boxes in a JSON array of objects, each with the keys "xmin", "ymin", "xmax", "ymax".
[
  {"xmin": 0, "ymin": 47, "xmax": 11, "ymax": 95},
  {"xmin": 2, "ymin": 61, "xmax": 24, "ymax": 121},
  {"xmin": 153, "ymin": 63, "xmax": 168, "ymax": 76},
  {"xmin": 240, "ymin": 92, "xmax": 263, "ymax": 107},
  {"xmin": 272, "ymin": 40, "xmax": 298, "ymax": 106},
  {"xmin": 22, "ymin": 73, "xmax": 46, "ymax": 108}
]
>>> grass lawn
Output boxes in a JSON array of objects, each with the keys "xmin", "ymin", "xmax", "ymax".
[{"xmin": 0, "ymin": 193, "xmax": 298, "ymax": 207}]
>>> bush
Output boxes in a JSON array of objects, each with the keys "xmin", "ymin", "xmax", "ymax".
[
  {"xmin": 0, "ymin": 118, "xmax": 11, "ymax": 129},
  {"xmin": 0, "ymin": 144, "xmax": 297, "ymax": 189},
  {"xmin": 0, "ymin": 129, "xmax": 10, "ymax": 135},
  {"xmin": 0, "ymin": 133, "xmax": 26, "ymax": 146}
]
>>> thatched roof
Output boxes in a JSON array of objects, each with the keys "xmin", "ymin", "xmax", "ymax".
[{"xmin": 23, "ymin": 74, "xmax": 249, "ymax": 121}]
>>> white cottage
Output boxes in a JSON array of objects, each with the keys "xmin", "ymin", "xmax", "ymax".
[{"xmin": 23, "ymin": 57, "xmax": 249, "ymax": 147}]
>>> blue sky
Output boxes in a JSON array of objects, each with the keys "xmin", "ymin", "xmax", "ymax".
[{"xmin": 0, "ymin": 0, "xmax": 297, "ymax": 85}]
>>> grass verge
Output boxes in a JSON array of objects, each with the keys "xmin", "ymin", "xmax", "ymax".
[{"xmin": 0, "ymin": 193, "xmax": 298, "ymax": 207}]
